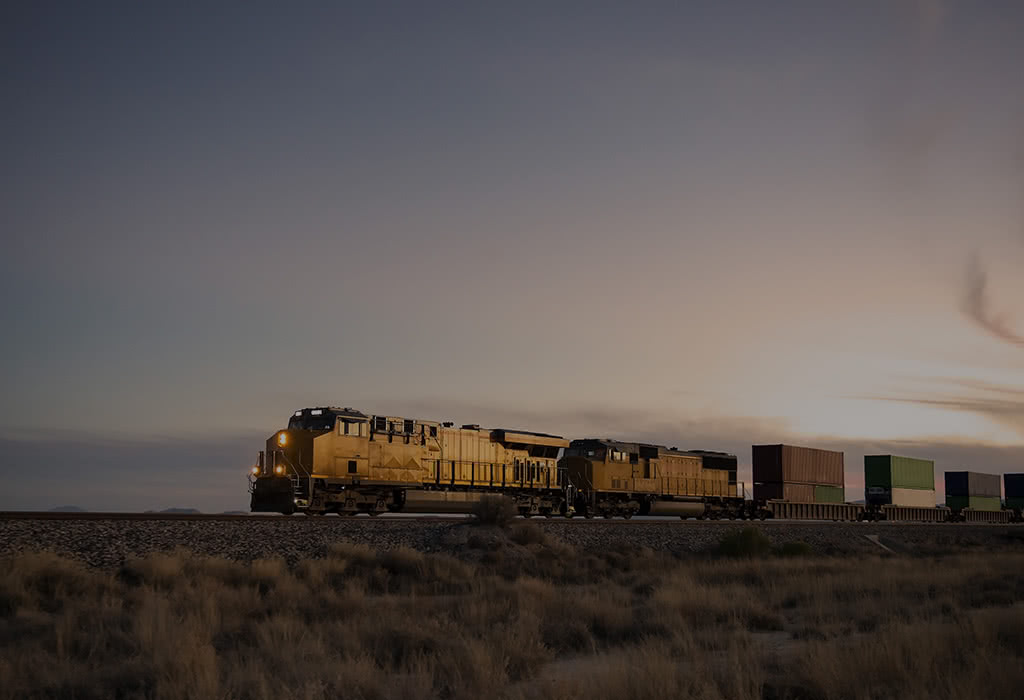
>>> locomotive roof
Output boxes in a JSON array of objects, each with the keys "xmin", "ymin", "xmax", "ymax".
[
  {"xmin": 293, "ymin": 407, "xmax": 368, "ymax": 419},
  {"xmin": 569, "ymin": 438, "xmax": 735, "ymax": 459}
]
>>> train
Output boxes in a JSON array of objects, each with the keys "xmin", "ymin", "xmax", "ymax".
[{"xmin": 249, "ymin": 406, "xmax": 1023, "ymax": 523}]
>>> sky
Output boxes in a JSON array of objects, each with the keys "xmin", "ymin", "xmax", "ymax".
[{"xmin": 2, "ymin": 1, "xmax": 1023, "ymax": 511}]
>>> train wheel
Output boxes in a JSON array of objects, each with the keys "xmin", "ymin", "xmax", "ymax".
[{"xmin": 622, "ymin": 511, "xmax": 633, "ymax": 520}]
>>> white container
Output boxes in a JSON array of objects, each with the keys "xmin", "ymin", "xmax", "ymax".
[{"xmin": 890, "ymin": 487, "xmax": 936, "ymax": 508}]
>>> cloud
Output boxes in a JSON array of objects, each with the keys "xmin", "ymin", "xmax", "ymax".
[
  {"xmin": 859, "ymin": 379, "xmax": 1024, "ymax": 436},
  {"xmin": 0, "ymin": 431, "xmax": 263, "ymax": 512},
  {"xmin": 962, "ymin": 251, "xmax": 1024, "ymax": 347}
]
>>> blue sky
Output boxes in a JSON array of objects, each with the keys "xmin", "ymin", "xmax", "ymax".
[{"xmin": 2, "ymin": 1, "xmax": 1023, "ymax": 510}]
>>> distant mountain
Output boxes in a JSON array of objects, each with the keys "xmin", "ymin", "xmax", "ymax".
[
  {"xmin": 50, "ymin": 505, "xmax": 86, "ymax": 512},
  {"xmin": 221, "ymin": 510, "xmax": 248, "ymax": 515},
  {"xmin": 159, "ymin": 507, "xmax": 201, "ymax": 514}
]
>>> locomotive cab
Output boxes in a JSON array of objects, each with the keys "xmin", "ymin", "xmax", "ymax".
[{"xmin": 250, "ymin": 407, "xmax": 369, "ymax": 513}]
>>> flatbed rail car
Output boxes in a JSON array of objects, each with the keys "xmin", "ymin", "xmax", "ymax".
[
  {"xmin": 762, "ymin": 502, "xmax": 1010, "ymax": 523},
  {"xmin": 755, "ymin": 500, "xmax": 863, "ymax": 521},
  {"xmin": 863, "ymin": 504, "xmax": 950, "ymax": 522},
  {"xmin": 950, "ymin": 508, "xmax": 1012, "ymax": 523}
]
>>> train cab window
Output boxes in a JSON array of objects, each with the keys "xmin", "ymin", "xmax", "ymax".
[
  {"xmin": 374, "ymin": 416, "xmax": 387, "ymax": 432},
  {"xmin": 404, "ymin": 419, "xmax": 414, "ymax": 434},
  {"xmin": 348, "ymin": 460, "xmax": 357, "ymax": 474},
  {"xmin": 630, "ymin": 453, "xmax": 639, "ymax": 465},
  {"xmin": 340, "ymin": 421, "xmax": 364, "ymax": 436},
  {"xmin": 429, "ymin": 426, "xmax": 438, "ymax": 438}
]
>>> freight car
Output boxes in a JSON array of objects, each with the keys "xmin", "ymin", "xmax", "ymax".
[
  {"xmin": 943, "ymin": 471, "xmax": 1009, "ymax": 523},
  {"xmin": 559, "ymin": 439, "xmax": 744, "ymax": 519},
  {"xmin": 250, "ymin": 407, "xmax": 569, "ymax": 516}
]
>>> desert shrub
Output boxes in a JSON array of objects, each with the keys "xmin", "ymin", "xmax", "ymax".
[
  {"xmin": 509, "ymin": 522, "xmax": 547, "ymax": 546},
  {"xmin": 777, "ymin": 541, "xmax": 813, "ymax": 557},
  {"xmin": 716, "ymin": 527, "xmax": 773, "ymax": 558},
  {"xmin": 471, "ymin": 495, "xmax": 519, "ymax": 528}
]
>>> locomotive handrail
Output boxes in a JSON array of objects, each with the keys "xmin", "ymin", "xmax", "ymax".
[{"xmin": 275, "ymin": 450, "xmax": 313, "ymax": 502}]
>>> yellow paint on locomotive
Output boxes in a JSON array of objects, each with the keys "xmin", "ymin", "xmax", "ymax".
[
  {"xmin": 256, "ymin": 407, "xmax": 569, "ymax": 514},
  {"xmin": 561, "ymin": 440, "xmax": 737, "ymax": 499}
]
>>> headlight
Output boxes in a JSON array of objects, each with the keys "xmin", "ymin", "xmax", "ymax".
[
  {"xmin": 275, "ymin": 465, "xmax": 284, "ymax": 475},
  {"xmin": 278, "ymin": 433, "xmax": 287, "ymax": 446},
  {"xmin": 251, "ymin": 466, "xmax": 260, "ymax": 475}
]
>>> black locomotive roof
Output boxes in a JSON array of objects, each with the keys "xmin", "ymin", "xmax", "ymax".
[
  {"xmin": 494, "ymin": 428, "xmax": 566, "ymax": 440},
  {"xmin": 292, "ymin": 407, "xmax": 368, "ymax": 419},
  {"xmin": 569, "ymin": 438, "xmax": 735, "ymax": 459},
  {"xmin": 570, "ymin": 438, "xmax": 675, "ymax": 452}
]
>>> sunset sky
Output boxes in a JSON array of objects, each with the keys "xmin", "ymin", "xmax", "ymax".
[{"xmin": 3, "ymin": 1, "xmax": 1023, "ymax": 511}]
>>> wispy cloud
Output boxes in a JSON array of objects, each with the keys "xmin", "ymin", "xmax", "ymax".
[
  {"xmin": 860, "ymin": 380, "xmax": 1024, "ymax": 436},
  {"xmin": 962, "ymin": 251, "xmax": 1024, "ymax": 347}
]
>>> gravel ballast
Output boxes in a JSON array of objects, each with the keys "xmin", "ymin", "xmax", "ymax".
[{"xmin": 1, "ymin": 516, "xmax": 1021, "ymax": 569}]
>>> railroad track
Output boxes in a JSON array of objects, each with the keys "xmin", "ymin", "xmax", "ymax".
[
  {"xmin": 0, "ymin": 511, "xmax": 463, "ymax": 522},
  {"xmin": 0, "ymin": 511, "xmax": 977, "ymax": 525}
]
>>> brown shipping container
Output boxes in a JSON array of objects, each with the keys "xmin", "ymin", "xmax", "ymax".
[
  {"xmin": 752, "ymin": 444, "xmax": 844, "ymax": 486},
  {"xmin": 754, "ymin": 482, "xmax": 816, "ymax": 503}
]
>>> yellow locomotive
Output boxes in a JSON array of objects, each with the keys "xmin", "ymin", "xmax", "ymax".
[
  {"xmin": 250, "ymin": 407, "xmax": 569, "ymax": 516},
  {"xmin": 560, "ymin": 439, "xmax": 742, "ymax": 518}
]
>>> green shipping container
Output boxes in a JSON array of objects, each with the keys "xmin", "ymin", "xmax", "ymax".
[
  {"xmin": 946, "ymin": 495, "xmax": 1002, "ymax": 512},
  {"xmin": 814, "ymin": 485, "xmax": 845, "ymax": 503},
  {"xmin": 1006, "ymin": 497, "xmax": 1024, "ymax": 511},
  {"xmin": 864, "ymin": 455, "xmax": 934, "ymax": 491}
]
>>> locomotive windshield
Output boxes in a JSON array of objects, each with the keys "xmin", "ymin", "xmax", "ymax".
[{"xmin": 288, "ymin": 414, "xmax": 336, "ymax": 431}]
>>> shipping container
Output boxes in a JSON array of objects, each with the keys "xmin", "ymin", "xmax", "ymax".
[
  {"xmin": 944, "ymin": 471, "xmax": 1001, "ymax": 498},
  {"xmin": 754, "ymin": 482, "xmax": 815, "ymax": 503},
  {"xmin": 888, "ymin": 487, "xmax": 937, "ymax": 508},
  {"xmin": 864, "ymin": 455, "xmax": 934, "ymax": 491},
  {"xmin": 1004, "ymin": 474, "xmax": 1024, "ymax": 499},
  {"xmin": 945, "ymin": 495, "xmax": 1002, "ymax": 512},
  {"xmin": 813, "ymin": 485, "xmax": 845, "ymax": 503},
  {"xmin": 752, "ymin": 444, "xmax": 843, "ymax": 486}
]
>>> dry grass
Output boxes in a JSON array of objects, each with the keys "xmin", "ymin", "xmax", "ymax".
[
  {"xmin": 471, "ymin": 495, "xmax": 520, "ymax": 528},
  {"xmin": 2, "ymin": 537, "xmax": 1024, "ymax": 700}
]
